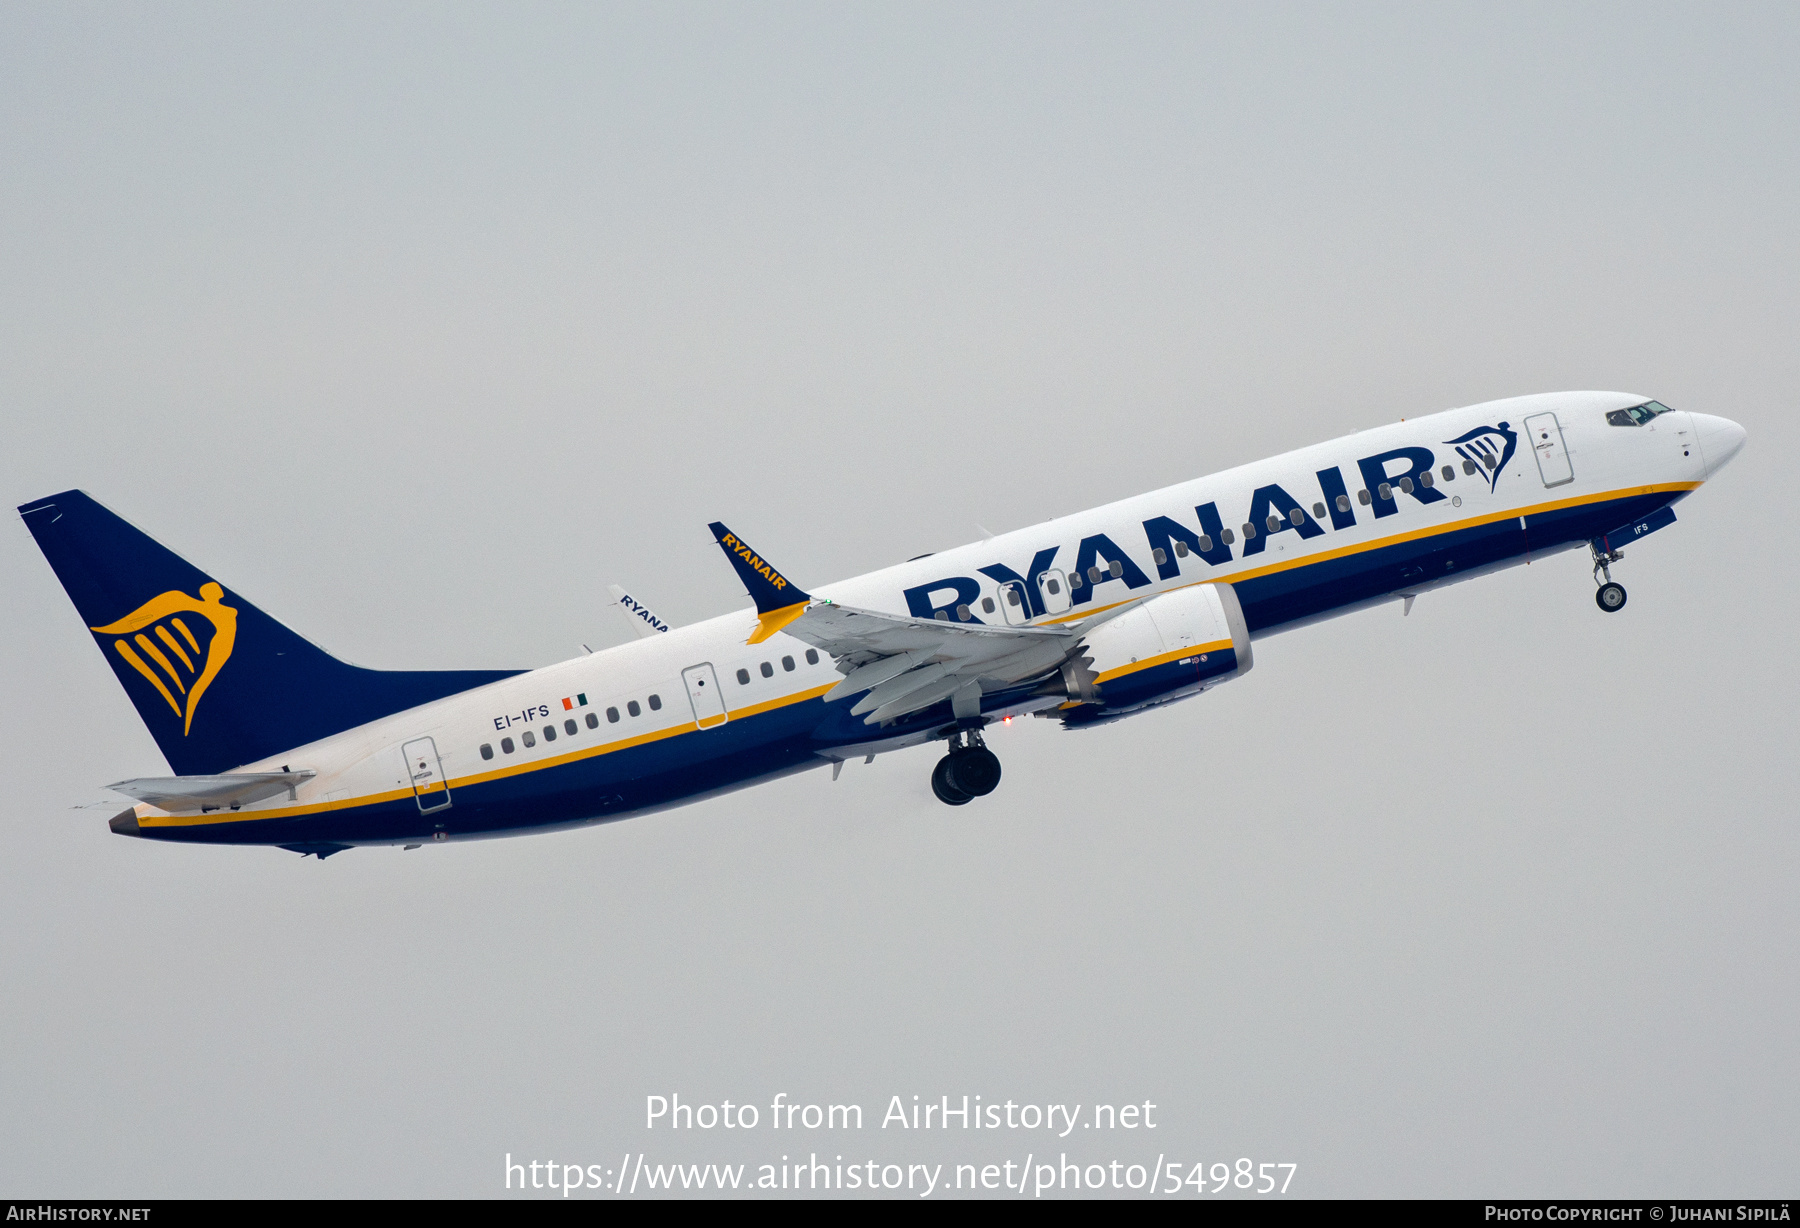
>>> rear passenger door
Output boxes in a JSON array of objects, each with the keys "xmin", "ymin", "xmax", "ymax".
[{"xmin": 402, "ymin": 736, "xmax": 452, "ymax": 813}]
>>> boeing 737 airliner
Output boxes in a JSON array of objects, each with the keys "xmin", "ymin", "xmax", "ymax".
[{"xmin": 21, "ymin": 391, "xmax": 1745, "ymax": 857}]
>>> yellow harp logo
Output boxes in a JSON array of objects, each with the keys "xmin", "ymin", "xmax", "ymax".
[{"xmin": 90, "ymin": 582, "xmax": 238, "ymax": 736}]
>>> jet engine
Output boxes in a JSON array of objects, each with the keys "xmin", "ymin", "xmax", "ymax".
[{"xmin": 1048, "ymin": 582, "xmax": 1252, "ymax": 726}]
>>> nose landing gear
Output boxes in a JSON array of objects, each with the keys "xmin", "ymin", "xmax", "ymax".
[
  {"xmin": 931, "ymin": 727, "xmax": 1002, "ymax": 806},
  {"xmin": 1591, "ymin": 540, "xmax": 1628, "ymax": 613}
]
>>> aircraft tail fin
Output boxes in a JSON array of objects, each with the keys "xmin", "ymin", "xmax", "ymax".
[{"xmin": 19, "ymin": 491, "xmax": 520, "ymax": 775}]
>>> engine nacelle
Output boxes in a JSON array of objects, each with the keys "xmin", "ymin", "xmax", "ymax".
[{"xmin": 1051, "ymin": 582, "xmax": 1252, "ymax": 726}]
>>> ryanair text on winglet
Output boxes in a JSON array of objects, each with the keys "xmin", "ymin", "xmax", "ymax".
[{"xmin": 721, "ymin": 534, "xmax": 788, "ymax": 592}]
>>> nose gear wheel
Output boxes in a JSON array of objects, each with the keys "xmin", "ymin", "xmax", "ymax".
[{"xmin": 1590, "ymin": 541, "xmax": 1628, "ymax": 614}]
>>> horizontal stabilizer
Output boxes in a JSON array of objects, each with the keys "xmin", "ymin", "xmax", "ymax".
[{"xmin": 107, "ymin": 770, "xmax": 316, "ymax": 813}]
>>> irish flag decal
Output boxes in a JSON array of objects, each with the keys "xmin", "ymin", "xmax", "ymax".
[{"xmin": 562, "ymin": 694, "xmax": 588, "ymax": 711}]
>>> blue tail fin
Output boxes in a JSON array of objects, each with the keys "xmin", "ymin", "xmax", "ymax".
[{"xmin": 20, "ymin": 491, "xmax": 521, "ymax": 775}]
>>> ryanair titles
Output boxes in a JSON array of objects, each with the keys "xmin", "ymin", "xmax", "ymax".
[{"xmin": 901, "ymin": 438, "xmax": 1498, "ymax": 622}]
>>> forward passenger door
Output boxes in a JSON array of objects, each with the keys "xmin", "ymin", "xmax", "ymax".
[{"xmin": 1523, "ymin": 411, "xmax": 1574, "ymax": 488}]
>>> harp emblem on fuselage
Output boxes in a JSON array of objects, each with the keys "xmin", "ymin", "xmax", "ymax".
[
  {"xmin": 89, "ymin": 582, "xmax": 238, "ymax": 735},
  {"xmin": 1443, "ymin": 422, "xmax": 1518, "ymax": 492}
]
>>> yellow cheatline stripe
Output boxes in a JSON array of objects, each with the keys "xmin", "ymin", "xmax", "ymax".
[
  {"xmin": 725, "ymin": 683, "xmax": 835, "ymax": 722},
  {"xmin": 114, "ymin": 640, "xmax": 182, "ymax": 718},
  {"xmin": 135, "ymin": 633, "xmax": 187, "ymax": 694},
  {"xmin": 155, "ymin": 624, "xmax": 195, "ymax": 672},
  {"xmin": 1093, "ymin": 638, "xmax": 1234, "ymax": 685},
  {"xmin": 137, "ymin": 682, "xmax": 841, "ymax": 829},
  {"xmin": 1039, "ymin": 481, "xmax": 1700, "ymax": 626},
  {"xmin": 748, "ymin": 602, "xmax": 807, "ymax": 644},
  {"xmin": 172, "ymin": 617, "xmax": 201, "ymax": 654}
]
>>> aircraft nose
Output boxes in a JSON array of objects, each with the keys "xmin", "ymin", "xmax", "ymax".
[{"xmin": 1691, "ymin": 413, "xmax": 1748, "ymax": 477}]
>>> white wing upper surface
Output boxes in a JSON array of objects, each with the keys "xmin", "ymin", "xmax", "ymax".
[{"xmin": 780, "ymin": 602, "xmax": 1082, "ymax": 724}]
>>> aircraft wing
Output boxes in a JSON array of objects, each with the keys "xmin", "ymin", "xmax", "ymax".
[
  {"xmin": 782, "ymin": 602, "xmax": 1081, "ymax": 724},
  {"xmin": 708, "ymin": 520, "xmax": 1095, "ymax": 724}
]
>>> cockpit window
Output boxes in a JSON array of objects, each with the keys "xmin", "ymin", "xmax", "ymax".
[{"xmin": 1606, "ymin": 400, "xmax": 1674, "ymax": 427}]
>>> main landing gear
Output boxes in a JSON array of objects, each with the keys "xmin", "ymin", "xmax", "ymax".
[
  {"xmin": 1591, "ymin": 540, "xmax": 1628, "ymax": 613},
  {"xmin": 931, "ymin": 727, "xmax": 1002, "ymax": 806}
]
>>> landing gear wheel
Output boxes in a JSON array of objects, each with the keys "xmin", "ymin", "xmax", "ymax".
[
  {"xmin": 931, "ymin": 756, "xmax": 972, "ymax": 806},
  {"xmin": 1596, "ymin": 582, "xmax": 1627, "ymax": 613},
  {"xmin": 946, "ymin": 746, "xmax": 1002, "ymax": 797}
]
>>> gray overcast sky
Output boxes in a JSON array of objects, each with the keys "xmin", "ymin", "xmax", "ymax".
[{"xmin": 2, "ymin": 1, "xmax": 1795, "ymax": 1198}]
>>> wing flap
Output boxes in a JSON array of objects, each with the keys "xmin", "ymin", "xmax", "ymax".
[{"xmin": 784, "ymin": 602, "xmax": 1082, "ymax": 724}]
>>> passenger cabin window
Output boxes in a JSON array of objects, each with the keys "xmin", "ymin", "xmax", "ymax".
[
  {"xmin": 627, "ymin": 700, "xmax": 641, "ymax": 717},
  {"xmin": 1220, "ymin": 529, "xmax": 1235, "ymax": 545},
  {"xmin": 543, "ymin": 725, "xmax": 556, "ymax": 741},
  {"xmin": 1336, "ymin": 494, "xmax": 1351, "ymax": 512},
  {"xmin": 1152, "ymin": 547, "xmax": 1167, "ymax": 565},
  {"xmin": 1046, "ymin": 577, "xmax": 1062, "ymax": 593},
  {"xmin": 760, "ymin": 661, "xmax": 773, "ymax": 677},
  {"xmin": 501, "ymin": 737, "xmax": 515, "ymax": 754},
  {"xmin": 782, "ymin": 655, "xmax": 795, "ymax": 671},
  {"xmin": 1378, "ymin": 482, "xmax": 1393, "ymax": 500},
  {"xmin": 1462, "ymin": 459, "xmax": 1477, "ymax": 474},
  {"xmin": 1109, "ymin": 560, "xmax": 1123, "ymax": 578},
  {"xmin": 585, "ymin": 712, "xmax": 598, "ymax": 729},
  {"xmin": 981, "ymin": 597, "xmax": 995, "ymax": 613},
  {"xmin": 648, "ymin": 694, "xmax": 661, "ymax": 711},
  {"xmin": 1289, "ymin": 509, "xmax": 1304, "ymax": 526},
  {"xmin": 1174, "ymin": 540, "xmax": 1189, "ymax": 557},
  {"xmin": 1069, "ymin": 573, "xmax": 1083, "ymax": 588},
  {"xmin": 1313, "ymin": 502, "xmax": 1327, "ymax": 518},
  {"xmin": 606, "ymin": 707, "xmax": 620, "ymax": 723},
  {"xmin": 1266, "ymin": 514, "xmax": 1281, "ymax": 532},
  {"xmin": 956, "ymin": 604, "xmax": 972, "ymax": 620},
  {"xmin": 1419, "ymin": 471, "xmax": 1434, "ymax": 488},
  {"xmin": 1358, "ymin": 489, "xmax": 1372, "ymax": 505},
  {"xmin": 1242, "ymin": 522, "xmax": 1256, "ymax": 539},
  {"xmin": 564, "ymin": 718, "xmax": 577, "ymax": 735},
  {"xmin": 1441, "ymin": 465, "xmax": 1455, "ymax": 481},
  {"xmin": 522, "ymin": 731, "xmax": 536, "ymax": 748},
  {"xmin": 737, "ymin": 668, "xmax": 750, "ymax": 685},
  {"xmin": 480, "ymin": 743, "xmax": 494, "ymax": 760},
  {"xmin": 1398, "ymin": 477, "xmax": 1413, "ymax": 494},
  {"xmin": 805, "ymin": 649, "xmax": 819, "ymax": 664}
]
